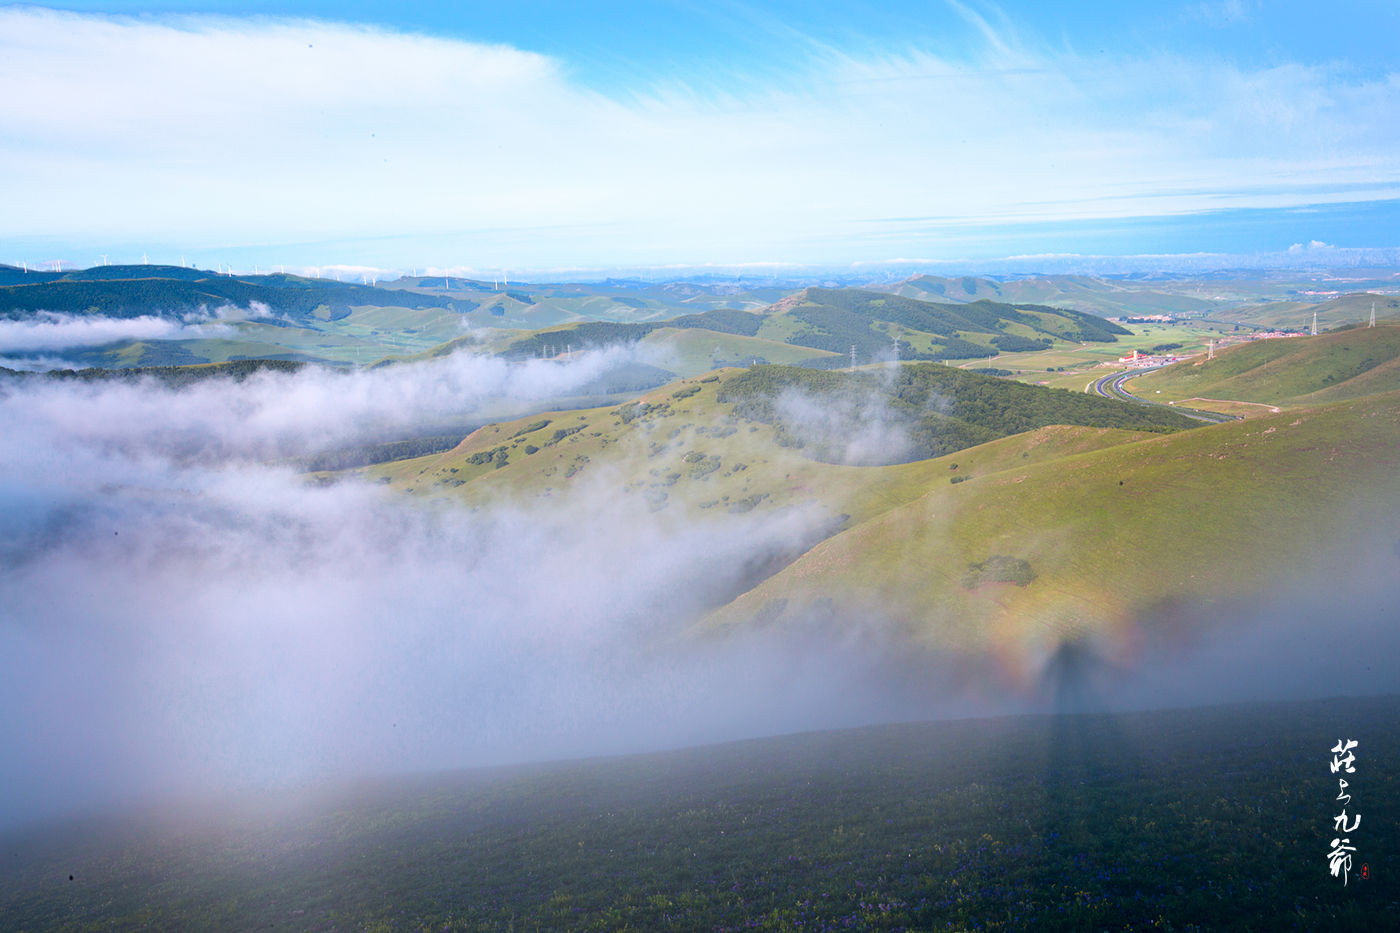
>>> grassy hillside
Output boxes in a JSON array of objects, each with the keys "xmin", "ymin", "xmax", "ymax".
[
  {"xmin": 706, "ymin": 389, "xmax": 1400, "ymax": 661},
  {"xmin": 353, "ymin": 363, "xmax": 1400, "ymax": 662},
  {"xmin": 639, "ymin": 327, "xmax": 839, "ymax": 374},
  {"xmin": 886, "ymin": 273, "xmax": 1400, "ymax": 322},
  {"xmin": 1129, "ymin": 323, "xmax": 1400, "ymax": 407},
  {"xmin": 361, "ymin": 364, "xmax": 1193, "ymax": 513},
  {"xmin": 0, "ymin": 267, "xmax": 810, "ymax": 370},
  {"xmin": 5, "ymin": 696, "xmax": 1395, "ymax": 931},
  {"xmin": 717, "ymin": 364, "xmax": 1193, "ymax": 464},
  {"xmin": 753, "ymin": 288, "xmax": 1128, "ymax": 365},
  {"xmin": 1225, "ymin": 292, "xmax": 1400, "ymax": 331},
  {"xmin": 475, "ymin": 288, "xmax": 1128, "ymax": 373},
  {"xmin": 0, "ymin": 268, "xmax": 468, "ymax": 321},
  {"xmin": 354, "ymin": 364, "xmax": 1235, "ymax": 658}
]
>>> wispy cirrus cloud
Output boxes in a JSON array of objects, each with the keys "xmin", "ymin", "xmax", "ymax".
[{"xmin": 1, "ymin": 6, "xmax": 1397, "ymax": 267}]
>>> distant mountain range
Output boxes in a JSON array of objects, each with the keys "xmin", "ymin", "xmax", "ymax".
[{"xmin": 1, "ymin": 264, "xmax": 1394, "ymax": 373}]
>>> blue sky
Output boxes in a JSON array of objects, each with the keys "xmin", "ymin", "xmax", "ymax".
[{"xmin": 3, "ymin": 1, "xmax": 1399, "ymax": 275}]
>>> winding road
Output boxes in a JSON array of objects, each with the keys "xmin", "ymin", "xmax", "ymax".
[{"xmin": 1088, "ymin": 366, "xmax": 1237, "ymax": 424}]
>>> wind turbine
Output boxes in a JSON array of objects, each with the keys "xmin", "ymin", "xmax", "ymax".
[
  {"xmin": 1370, "ymin": 302, "xmax": 1377, "ymax": 328},
  {"xmin": 142, "ymin": 252, "xmax": 149, "ymax": 265},
  {"xmin": 99, "ymin": 254, "xmax": 108, "ymax": 266}
]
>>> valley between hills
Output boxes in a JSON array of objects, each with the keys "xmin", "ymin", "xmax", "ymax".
[{"xmin": 5, "ymin": 266, "xmax": 1397, "ymax": 670}]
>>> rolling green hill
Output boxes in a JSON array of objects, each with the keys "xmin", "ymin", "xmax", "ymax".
[
  {"xmin": 1221, "ymin": 291, "xmax": 1400, "ymax": 331},
  {"xmin": 347, "ymin": 350, "xmax": 1398, "ymax": 670},
  {"xmin": 716, "ymin": 363, "xmax": 1194, "ymax": 463},
  {"xmin": 0, "ymin": 266, "xmax": 816, "ymax": 370},
  {"xmin": 7, "ymin": 696, "xmax": 1394, "ymax": 931},
  {"xmin": 478, "ymin": 287, "xmax": 1129, "ymax": 373},
  {"xmin": 0, "ymin": 267, "xmax": 472, "ymax": 321},
  {"xmin": 1129, "ymin": 323, "xmax": 1400, "ymax": 407},
  {"xmin": 361, "ymin": 362, "xmax": 1194, "ymax": 502},
  {"xmin": 886, "ymin": 273, "xmax": 1400, "ymax": 323},
  {"xmin": 704, "ymin": 388, "xmax": 1400, "ymax": 662},
  {"xmin": 753, "ymin": 288, "xmax": 1128, "ymax": 365}
]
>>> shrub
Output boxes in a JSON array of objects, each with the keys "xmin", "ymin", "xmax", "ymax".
[{"xmin": 961, "ymin": 555, "xmax": 1036, "ymax": 589}]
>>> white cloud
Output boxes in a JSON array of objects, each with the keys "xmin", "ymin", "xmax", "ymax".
[
  {"xmin": 0, "ymin": 310, "xmax": 240, "ymax": 352},
  {"xmin": 1, "ymin": 7, "xmax": 1397, "ymax": 266},
  {"xmin": 0, "ymin": 352, "xmax": 934, "ymax": 825}
]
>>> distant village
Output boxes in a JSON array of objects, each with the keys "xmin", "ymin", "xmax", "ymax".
[{"xmin": 1104, "ymin": 316, "xmax": 1307, "ymax": 368}]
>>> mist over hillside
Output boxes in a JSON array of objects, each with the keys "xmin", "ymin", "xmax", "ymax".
[
  {"xmin": 3, "ymin": 335, "xmax": 1398, "ymax": 830},
  {"xmin": 0, "ymin": 348, "xmax": 940, "ymax": 827}
]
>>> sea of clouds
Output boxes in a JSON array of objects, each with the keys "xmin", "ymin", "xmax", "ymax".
[{"xmin": 2, "ymin": 346, "xmax": 1396, "ymax": 828}]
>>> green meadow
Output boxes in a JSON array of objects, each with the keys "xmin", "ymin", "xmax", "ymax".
[
  {"xmin": 6, "ymin": 271, "xmax": 1400, "ymax": 932},
  {"xmin": 349, "ymin": 349, "xmax": 1399, "ymax": 667},
  {"xmin": 1129, "ymin": 324, "xmax": 1400, "ymax": 408},
  {"xmin": 4, "ymin": 696, "xmax": 1394, "ymax": 932}
]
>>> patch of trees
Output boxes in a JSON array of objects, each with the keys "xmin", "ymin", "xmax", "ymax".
[
  {"xmin": 794, "ymin": 288, "xmax": 1128, "ymax": 342},
  {"xmin": 666, "ymin": 308, "xmax": 765, "ymax": 336},
  {"xmin": 990, "ymin": 334, "xmax": 1053, "ymax": 352},
  {"xmin": 549, "ymin": 425, "xmax": 586, "ymax": 443},
  {"xmin": 798, "ymin": 288, "xmax": 1008, "ymax": 335},
  {"xmin": 501, "ymin": 309, "xmax": 765, "ymax": 360},
  {"xmin": 961, "ymin": 555, "xmax": 1036, "ymax": 588},
  {"xmin": 614, "ymin": 400, "xmax": 671, "ymax": 424},
  {"xmin": 467, "ymin": 445, "xmax": 509, "ymax": 466},
  {"xmin": 293, "ymin": 433, "xmax": 464, "ymax": 473},
  {"xmin": 511, "ymin": 419, "xmax": 552, "ymax": 438},
  {"xmin": 29, "ymin": 358, "xmax": 308, "ymax": 387},
  {"xmin": 786, "ymin": 306, "xmax": 927, "ymax": 361},
  {"xmin": 502, "ymin": 322, "xmax": 654, "ymax": 359},
  {"xmin": 777, "ymin": 289, "xmax": 1123, "ymax": 363},
  {"xmin": 0, "ymin": 274, "xmax": 472, "ymax": 321},
  {"xmin": 717, "ymin": 363, "xmax": 1197, "ymax": 466}
]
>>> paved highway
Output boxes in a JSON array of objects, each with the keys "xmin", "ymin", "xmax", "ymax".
[{"xmin": 1089, "ymin": 366, "xmax": 1237, "ymax": 424}]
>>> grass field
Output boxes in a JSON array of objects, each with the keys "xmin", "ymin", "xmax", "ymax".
[
  {"xmin": 1225, "ymin": 293, "xmax": 1400, "ymax": 332},
  {"xmin": 706, "ymin": 387, "xmax": 1400, "ymax": 656},
  {"xmin": 1128, "ymin": 324, "xmax": 1400, "ymax": 408},
  {"xmin": 351, "ymin": 355, "xmax": 1400, "ymax": 663},
  {"xmin": 641, "ymin": 327, "xmax": 840, "ymax": 375},
  {"xmin": 3, "ymin": 695, "xmax": 1394, "ymax": 931}
]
